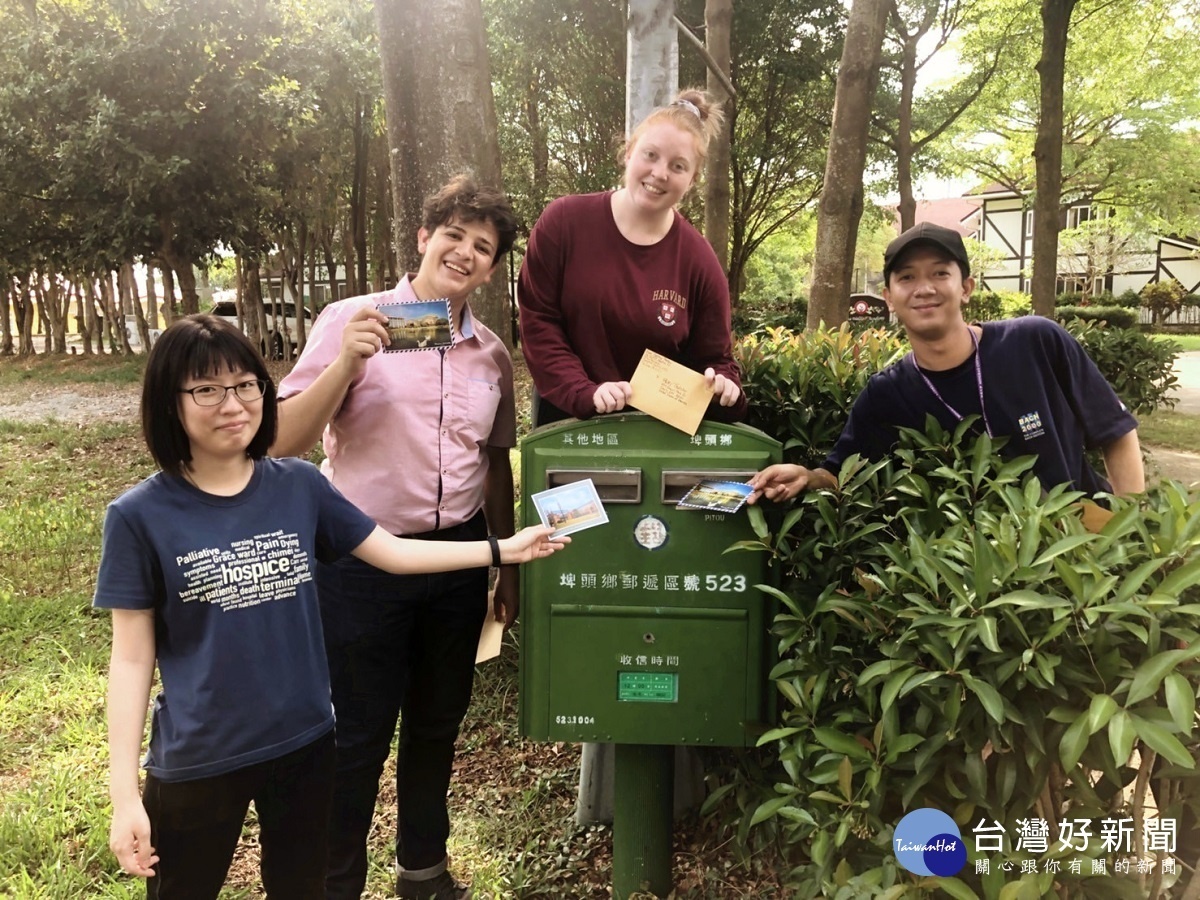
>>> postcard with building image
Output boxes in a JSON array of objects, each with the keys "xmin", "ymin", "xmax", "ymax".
[
  {"xmin": 530, "ymin": 479, "xmax": 609, "ymax": 538},
  {"xmin": 376, "ymin": 299, "xmax": 454, "ymax": 352},
  {"xmin": 675, "ymin": 480, "xmax": 753, "ymax": 513}
]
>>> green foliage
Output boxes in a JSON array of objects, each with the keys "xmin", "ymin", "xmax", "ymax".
[
  {"xmin": 737, "ymin": 326, "xmax": 907, "ymax": 466},
  {"xmin": 735, "ymin": 420, "xmax": 1200, "ymax": 897},
  {"xmin": 1115, "ymin": 289, "xmax": 1142, "ymax": 309},
  {"xmin": 733, "ymin": 296, "xmax": 809, "ymax": 336},
  {"xmin": 966, "ymin": 290, "xmax": 1030, "ymax": 322},
  {"xmin": 1055, "ymin": 306, "xmax": 1138, "ymax": 330},
  {"xmin": 1063, "ymin": 319, "xmax": 1179, "ymax": 417},
  {"xmin": 1141, "ymin": 280, "xmax": 1187, "ymax": 326}
]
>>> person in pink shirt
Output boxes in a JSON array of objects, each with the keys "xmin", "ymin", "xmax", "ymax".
[
  {"xmin": 273, "ymin": 174, "xmax": 519, "ymax": 900},
  {"xmin": 518, "ymin": 87, "xmax": 746, "ymax": 426}
]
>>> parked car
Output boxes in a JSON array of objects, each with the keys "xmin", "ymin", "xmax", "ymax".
[{"xmin": 210, "ymin": 299, "xmax": 313, "ymax": 359}]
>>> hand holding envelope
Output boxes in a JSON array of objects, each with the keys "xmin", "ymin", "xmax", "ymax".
[{"xmin": 628, "ymin": 350, "xmax": 712, "ymax": 436}]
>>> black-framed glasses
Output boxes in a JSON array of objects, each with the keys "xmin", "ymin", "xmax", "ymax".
[{"xmin": 179, "ymin": 380, "xmax": 267, "ymax": 407}]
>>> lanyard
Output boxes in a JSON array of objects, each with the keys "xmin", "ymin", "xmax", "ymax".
[{"xmin": 910, "ymin": 327, "xmax": 993, "ymax": 438}]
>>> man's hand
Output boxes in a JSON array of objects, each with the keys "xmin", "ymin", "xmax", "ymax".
[
  {"xmin": 492, "ymin": 565, "xmax": 520, "ymax": 629},
  {"xmin": 704, "ymin": 368, "xmax": 741, "ymax": 407},
  {"xmin": 593, "ymin": 381, "xmax": 632, "ymax": 414},
  {"xmin": 337, "ymin": 306, "xmax": 391, "ymax": 375},
  {"xmin": 747, "ymin": 464, "xmax": 835, "ymax": 504}
]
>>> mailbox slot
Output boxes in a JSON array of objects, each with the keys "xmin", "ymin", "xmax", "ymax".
[
  {"xmin": 660, "ymin": 470, "xmax": 758, "ymax": 505},
  {"xmin": 546, "ymin": 468, "xmax": 643, "ymax": 504}
]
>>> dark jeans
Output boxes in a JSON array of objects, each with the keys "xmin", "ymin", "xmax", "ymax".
[
  {"xmin": 319, "ymin": 514, "xmax": 489, "ymax": 900},
  {"xmin": 143, "ymin": 730, "xmax": 335, "ymax": 900}
]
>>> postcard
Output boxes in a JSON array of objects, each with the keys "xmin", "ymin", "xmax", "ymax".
[
  {"xmin": 376, "ymin": 299, "xmax": 454, "ymax": 352},
  {"xmin": 675, "ymin": 480, "xmax": 754, "ymax": 514},
  {"xmin": 628, "ymin": 349, "xmax": 710, "ymax": 436},
  {"xmin": 530, "ymin": 478, "xmax": 609, "ymax": 538}
]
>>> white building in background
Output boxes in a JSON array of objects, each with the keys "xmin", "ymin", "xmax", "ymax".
[{"xmin": 971, "ymin": 183, "xmax": 1200, "ymax": 298}]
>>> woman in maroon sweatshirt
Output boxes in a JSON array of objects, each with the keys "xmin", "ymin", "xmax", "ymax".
[{"xmin": 518, "ymin": 87, "xmax": 747, "ymax": 427}]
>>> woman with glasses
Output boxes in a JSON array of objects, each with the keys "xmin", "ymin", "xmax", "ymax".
[{"xmin": 94, "ymin": 314, "xmax": 567, "ymax": 899}]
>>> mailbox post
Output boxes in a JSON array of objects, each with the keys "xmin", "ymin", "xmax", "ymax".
[{"xmin": 519, "ymin": 412, "xmax": 781, "ymax": 898}]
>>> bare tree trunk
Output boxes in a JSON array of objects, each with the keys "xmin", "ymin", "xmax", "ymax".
[
  {"xmin": 43, "ymin": 270, "xmax": 67, "ymax": 353},
  {"xmin": 703, "ymin": 0, "xmax": 732, "ymax": 276},
  {"xmin": 895, "ymin": 25, "xmax": 920, "ymax": 232},
  {"xmin": 341, "ymin": 210, "xmax": 359, "ymax": 298},
  {"xmin": 1030, "ymin": 0, "xmax": 1077, "ymax": 318},
  {"xmin": 144, "ymin": 262, "xmax": 159, "ymax": 331},
  {"xmin": 321, "ymin": 235, "xmax": 340, "ymax": 301},
  {"xmin": 808, "ymin": 0, "xmax": 890, "ymax": 329},
  {"xmin": 160, "ymin": 262, "xmax": 178, "ymax": 323},
  {"xmin": 626, "ymin": 0, "xmax": 678, "ymax": 127},
  {"xmin": 34, "ymin": 278, "xmax": 51, "ymax": 354},
  {"xmin": 351, "ymin": 93, "xmax": 370, "ymax": 296},
  {"xmin": 174, "ymin": 262, "xmax": 199, "ymax": 318},
  {"xmin": 14, "ymin": 275, "xmax": 35, "ymax": 356},
  {"xmin": 122, "ymin": 262, "xmax": 151, "ymax": 351},
  {"xmin": 0, "ymin": 276, "xmax": 13, "ymax": 356},
  {"xmin": 374, "ymin": 0, "xmax": 510, "ymax": 342},
  {"xmin": 100, "ymin": 272, "xmax": 130, "ymax": 354},
  {"xmin": 77, "ymin": 276, "xmax": 94, "ymax": 355}
]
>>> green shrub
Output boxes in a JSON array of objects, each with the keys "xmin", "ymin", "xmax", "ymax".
[
  {"xmin": 1063, "ymin": 319, "xmax": 1179, "ymax": 416},
  {"xmin": 1142, "ymin": 280, "xmax": 1187, "ymax": 326},
  {"xmin": 1055, "ymin": 291, "xmax": 1085, "ymax": 307},
  {"xmin": 1056, "ymin": 305, "xmax": 1138, "ymax": 330},
  {"xmin": 730, "ymin": 421, "xmax": 1200, "ymax": 898},
  {"xmin": 732, "ymin": 296, "xmax": 809, "ymax": 336},
  {"xmin": 1115, "ymin": 289, "xmax": 1142, "ymax": 309},
  {"xmin": 1183, "ymin": 293, "xmax": 1200, "ymax": 310},
  {"xmin": 968, "ymin": 290, "xmax": 1031, "ymax": 321},
  {"xmin": 736, "ymin": 325, "xmax": 906, "ymax": 465}
]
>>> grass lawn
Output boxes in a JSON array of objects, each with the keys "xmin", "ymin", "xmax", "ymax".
[
  {"xmin": 0, "ymin": 357, "xmax": 783, "ymax": 899},
  {"xmin": 1151, "ymin": 333, "xmax": 1200, "ymax": 353},
  {"xmin": 1138, "ymin": 408, "xmax": 1200, "ymax": 453}
]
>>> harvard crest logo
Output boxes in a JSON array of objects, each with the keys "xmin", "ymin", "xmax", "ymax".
[{"xmin": 652, "ymin": 288, "xmax": 687, "ymax": 327}]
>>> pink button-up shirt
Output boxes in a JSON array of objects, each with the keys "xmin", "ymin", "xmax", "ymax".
[{"xmin": 278, "ymin": 277, "xmax": 516, "ymax": 535}]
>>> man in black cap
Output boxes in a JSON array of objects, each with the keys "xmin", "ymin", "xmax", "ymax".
[{"xmin": 748, "ymin": 222, "xmax": 1144, "ymax": 501}]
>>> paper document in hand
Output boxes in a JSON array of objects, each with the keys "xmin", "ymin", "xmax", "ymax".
[
  {"xmin": 530, "ymin": 478, "xmax": 609, "ymax": 538},
  {"xmin": 628, "ymin": 349, "xmax": 709, "ymax": 435},
  {"xmin": 676, "ymin": 480, "xmax": 753, "ymax": 513}
]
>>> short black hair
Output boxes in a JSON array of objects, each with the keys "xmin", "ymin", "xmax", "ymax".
[{"xmin": 142, "ymin": 314, "xmax": 277, "ymax": 476}]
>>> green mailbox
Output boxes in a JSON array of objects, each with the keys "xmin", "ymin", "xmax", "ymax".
[{"xmin": 519, "ymin": 412, "xmax": 782, "ymax": 748}]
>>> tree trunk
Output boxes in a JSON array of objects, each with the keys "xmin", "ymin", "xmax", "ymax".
[
  {"xmin": 525, "ymin": 69, "xmax": 549, "ymax": 212},
  {"xmin": 33, "ymin": 278, "xmax": 49, "ymax": 354},
  {"xmin": 15, "ymin": 276, "xmax": 35, "ymax": 356},
  {"xmin": 121, "ymin": 262, "xmax": 151, "ymax": 351},
  {"xmin": 77, "ymin": 276, "xmax": 95, "ymax": 355},
  {"xmin": 704, "ymin": 0, "xmax": 732, "ymax": 277},
  {"xmin": 896, "ymin": 30, "xmax": 919, "ymax": 232},
  {"xmin": 341, "ymin": 209, "xmax": 359, "ymax": 298},
  {"xmin": 0, "ymin": 277, "xmax": 13, "ymax": 356},
  {"xmin": 1031, "ymin": 0, "xmax": 1077, "ymax": 318},
  {"xmin": 626, "ymin": 0, "xmax": 678, "ymax": 128},
  {"xmin": 374, "ymin": 0, "xmax": 510, "ymax": 342},
  {"xmin": 145, "ymin": 262, "xmax": 159, "ymax": 331},
  {"xmin": 160, "ymin": 262, "xmax": 178, "ymax": 323},
  {"xmin": 351, "ymin": 92, "xmax": 370, "ymax": 295},
  {"xmin": 43, "ymin": 270, "xmax": 67, "ymax": 354},
  {"xmin": 807, "ymin": 0, "xmax": 891, "ymax": 329},
  {"xmin": 173, "ymin": 261, "xmax": 199, "ymax": 318}
]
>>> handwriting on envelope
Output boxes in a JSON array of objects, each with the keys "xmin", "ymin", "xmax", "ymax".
[{"xmin": 628, "ymin": 349, "xmax": 710, "ymax": 435}]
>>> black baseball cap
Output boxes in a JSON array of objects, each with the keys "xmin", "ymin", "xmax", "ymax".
[{"xmin": 883, "ymin": 222, "xmax": 971, "ymax": 281}]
